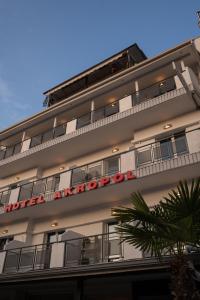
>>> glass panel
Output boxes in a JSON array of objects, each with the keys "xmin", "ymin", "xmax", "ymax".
[
  {"xmin": 13, "ymin": 143, "xmax": 22, "ymax": 155},
  {"xmin": 42, "ymin": 129, "xmax": 53, "ymax": 143},
  {"xmin": 0, "ymin": 149, "xmax": 5, "ymax": 160},
  {"xmin": 71, "ymin": 167, "xmax": 87, "ymax": 185},
  {"xmin": 80, "ymin": 236, "xmax": 102, "ymax": 264},
  {"xmin": 104, "ymin": 156, "xmax": 119, "ymax": 175},
  {"xmin": 32, "ymin": 179, "xmax": 46, "ymax": 196},
  {"xmin": 30, "ymin": 134, "xmax": 42, "ymax": 148},
  {"xmin": 34, "ymin": 246, "xmax": 49, "ymax": 269},
  {"xmin": 18, "ymin": 182, "xmax": 33, "ymax": 201},
  {"xmin": 105, "ymin": 102, "xmax": 119, "ymax": 117},
  {"xmin": 174, "ymin": 134, "xmax": 188, "ymax": 155},
  {"xmin": 3, "ymin": 249, "xmax": 20, "ymax": 273},
  {"xmin": 77, "ymin": 113, "xmax": 91, "ymax": 129},
  {"xmin": 54, "ymin": 124, "xmax": 66, "ymax": 137},
  {"xmin": 46, "ymin": 176, "xmax": 60, "ymax": 192},
  {"xmin": 19, "ymin": 247, "xmax": 35, "ymax": 270},
  {"xmin": 137, "ymin": 148, "xmax": 152, "ymax": 165},
  {"xmin": 5, "ymin": 146, "xmax": 14, "ymax": 158},
  {"xmin": 159, "ymin": 139, "xmax": 173, "ymax": 160},
  {"xmin": 93, "ymin": 107, "xmax": 105, "ymax": 122},
  {"xmin": 0, "ymin": 190, "xmax": 10, "ymax": 206},
  {"xmin": 87, "ymin": 162, "xmax": 102, "ymax": 180},
  {"xmin": 65, "ymin": 239, "xmax": 82, "ymax": 266}
]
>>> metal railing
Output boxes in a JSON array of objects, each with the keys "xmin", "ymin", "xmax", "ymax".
[
  {"xmin": 136, "ymin": 135, "xmax": 188, "ymax": 167},
  {"xmin": 2, "ymin": 232, "xmax": 123, "ymax": 274},
  {"xmin": 0, "ymin": 128, "xmax": 199, "ymax": 207},
  {"xmin": 0, "ymin": 77, "xmax": 177, "ymax": 161}
]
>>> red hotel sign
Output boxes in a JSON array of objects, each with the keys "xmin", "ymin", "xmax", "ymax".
[{"xmin": 4, "ymin": 171, "xmax": 136, "ymax": 213}]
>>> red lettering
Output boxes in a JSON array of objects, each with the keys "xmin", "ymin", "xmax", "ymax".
[
  {"xmin": 63, "ymin": 188, "xmax": 74, "ymax": 197},
  {"xmin": 4, "ymin": 204, "xmax": 13, "ymax": 213},
  {"xmin": 37, "ymin": 195, "xmax": 45, "ymax": 204},
  {"xmin": 20, "ymin": 199, "xmax": 29, "ymax": 208},
  {"xmin": 126, "ymin": 171, "xmax": 136, "ymax": 180},
  {"xmin": 76, "ymin": 184, "xmax": 85, "ymax": 193},
  {"xmin": 54, "ymin": 191, "xmax": 62, "ymax": 200},
  {"xmin": 99, "ymin": 177, "xmax": 110, "ymax": 187},
  {"xmin": 29, "ymin": 197, "xmax": 37, "ymax": 206},
  {"xmin": 12, "ymin": 202, "xmax": 20, "ymax": 210},
  {"xmin": 87, "ymin": 181, "xmax": 98, "ymax": 190},
  {"xmin": 112, "ymin": 173, "xmax": 125, "ymax": 183}
]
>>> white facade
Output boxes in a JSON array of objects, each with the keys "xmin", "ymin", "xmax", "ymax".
[{"xmin": 0, "ymin": 38, "xmax": 200, "ymax": 279}]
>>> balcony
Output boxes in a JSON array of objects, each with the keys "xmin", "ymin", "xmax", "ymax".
[
  {"xmin": 0, "ymin": 127, "xmax": 199, "ymax": 222},
  {"xmin": 0, "ymin": 71, "xmax": 198, "ymax": 179},
  {"xmin": 0, "ymin": 232, "xmax": 168, "ymax": 279}
]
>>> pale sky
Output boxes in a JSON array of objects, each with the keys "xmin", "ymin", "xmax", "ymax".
[{"xmin": 0, "ymin": 0, "xmax": 199, "ymax": 129}]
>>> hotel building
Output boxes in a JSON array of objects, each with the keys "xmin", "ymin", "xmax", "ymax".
[{"xmin": 0, "ymin": 38, "xmax": 200, "ymax": 299}]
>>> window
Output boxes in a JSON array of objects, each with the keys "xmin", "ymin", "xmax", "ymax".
[{"xmin": 105, "ymin": 221, "xmax": 121, "ymax": 261}]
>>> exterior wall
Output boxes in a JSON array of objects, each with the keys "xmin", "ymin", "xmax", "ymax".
[
  {"xmin": 42, "ymin": 140, "xmax": 131, "ymax": 178},
  {"xmin": 134, "ymin": 111, "xmax": 200, "ymax": 143},
  {"xmin": 0, "ymin": 168, "xmax": 40, "ymax": 190}
]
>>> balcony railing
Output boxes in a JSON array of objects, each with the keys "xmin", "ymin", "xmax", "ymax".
[
  {"xmin": 1, "ymin": 232, "xmax": 130, "ymax": 274},
  {"xmin": 0, "ymin": 77, "xmax": 177, "ymax": 162},
  {"xmin": 0, "ymin": 128, "xmax": 199, "ymax": 208},
  {"xmin": 136, "ymin": 134, "xmax": 188, "ymax": 167}
]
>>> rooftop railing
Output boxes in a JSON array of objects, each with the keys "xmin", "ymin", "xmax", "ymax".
[{"xmin": 0, "ymin": 77, "xmax": 176, "ymax": 161}]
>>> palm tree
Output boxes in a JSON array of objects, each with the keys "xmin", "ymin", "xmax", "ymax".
[{"xmin": 111, "ymin": 178, "xmax": 200, "ymax": 300}]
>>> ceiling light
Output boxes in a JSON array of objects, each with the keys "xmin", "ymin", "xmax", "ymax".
[
  {"xmin": 159, "ymin": 82, "xmax": 164, "ymax": 87},
  {"xmin": 51, "ymin": 222, "xmax": 58, "ymax": 227},
  {"xmin": 112, "ymin": 147, "xmax": 119, "ymax": 153},
  {"xmin": 111, "ymin": 102, "xmax": 116, "ymax": 107},
  {"xmin": 2, "ymin": 229, "xmax": 8, "ymax": 234},
  {"xmin": 59, "ymin": 166, "xmax": 65, "ymax": 171},
  {"xmin": 163, "ymin": 124, "xmax": 172, "ymax": 130},
  {"xmin": 15, "ymin": 176, "xmax": 20, "ymax": 180}
]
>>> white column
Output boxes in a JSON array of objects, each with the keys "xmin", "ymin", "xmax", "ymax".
[
  {"xmin": 53, "ymin": 117, "xmax": 57, "ymax": 128},
  {"xmin": 58, "ymin": 170, "xmax": 72, "ymax": 190},
  {"xmin": 21, "ymin": 139, "xmax": 31, "ymax": 152},
  {"xmin": 119, "ymin": 95, "xmax": 132, "ymax": 112},
  {"xmin": 66, "ymin": 119, "xmax": 77, "ymax": 134},
  {"xmin": 50, "ymin": 242, "xmax": 65, "ymax": 268},
  {"xmin": 91, "ymin": 100, "xmax": 95, "ymax": 123},
  {"xmin": 8, "ymin": 187, "xmax": 20, "ymax": 204},
  {"xmin": 120, "ymin": 150, "xmax": 135, "ymax": 173}
]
